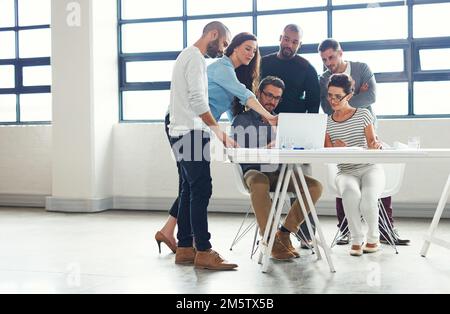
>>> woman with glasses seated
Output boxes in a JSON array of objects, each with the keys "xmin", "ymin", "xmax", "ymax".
[{"xmin": 325, "ymin": 73, "xmax": 384, "ymax": 257}]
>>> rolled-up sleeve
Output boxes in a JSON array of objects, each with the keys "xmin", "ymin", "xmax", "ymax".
[
  {"xmin": 212, "ymin": 65, "xmax": 255, "ymax": 106},
  {"xmin": 185, "ymin": 56, "xmax": 210, "ymax": 116},
  {"xmin": 350, "ymin": 63, "xmax": 377, "ymax": 109}
]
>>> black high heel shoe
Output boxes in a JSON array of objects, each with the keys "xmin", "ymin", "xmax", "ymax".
[{"xmin": 155, "ymin": 231, "xmax": 177, "ymax": 254}]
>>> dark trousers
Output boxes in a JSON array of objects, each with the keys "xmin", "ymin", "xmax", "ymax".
[
  {"xmin": 165, "ymin": 114, "xmax": 181, "ymax": 218},
  {"xmin": 170, "ymin": 130, "xmax": 213, "ymax": 251},
  {"xmin": 298, "ymin": 213, "xmax": 316, "ymax": 241},
  {"xmin": 289, "ymin": 196, "xmax": 316, "ymax": 240},
  {"xmin": 336, "ymin": 196, "xmax": 394, "ymax": 232}
]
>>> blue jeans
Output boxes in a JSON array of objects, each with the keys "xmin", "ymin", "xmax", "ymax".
[{"xmin": 170, "ymin": 130, "xmax": 212, "ymax": 251}]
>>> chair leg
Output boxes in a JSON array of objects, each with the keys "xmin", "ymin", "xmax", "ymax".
[
  {"xmin": 251, "ymin": 225, "xmax": 259, "ymax": 259},
  {"xmin": 331, "ymin": 204, "xmax": 398, "ymax": 254},
  {"xmin": 378, "ymin": 200, "xmax": 398, "ymax": 254},
  {"xmin": 331, "ymin": 218, "xmax": 349, "ymax": 248},
  {"xmin": 230, "ymin": 205, "xmax": 254, "ymax": 251},
  {"xmin": 295, "ymin": 229, "xmax": 315, "ymax": 254}
]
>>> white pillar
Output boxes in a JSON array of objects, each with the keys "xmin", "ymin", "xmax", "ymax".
[{"xmin": 46, "ymin": 0, "xmax": 118, "ymax": 212}]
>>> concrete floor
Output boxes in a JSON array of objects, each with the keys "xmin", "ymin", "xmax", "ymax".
[{"xmin": 0, "ymin": 207, "xmax": 449, "ymax": 294}]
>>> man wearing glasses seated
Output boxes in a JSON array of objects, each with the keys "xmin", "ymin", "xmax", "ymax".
[{"xmin": 230, "ymin": 76, "xmax": 323, "ymax": 260}]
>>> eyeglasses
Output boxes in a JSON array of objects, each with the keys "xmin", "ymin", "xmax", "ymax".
[
  {"xmin": 327, "ymin": 93, "xmax": 348, "ymax": 102},
  {"xmin": 261, "ymin": 90, "xmax": 283, "ymax": 103}
]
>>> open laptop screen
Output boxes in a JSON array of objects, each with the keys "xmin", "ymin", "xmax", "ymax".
[{"xmin": 275, "ymin": 113, "xmax": 328, "ymax": 149}]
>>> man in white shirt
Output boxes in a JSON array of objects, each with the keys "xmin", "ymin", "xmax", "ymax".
[{"xmin": 168, "ymin": 22, "xmax": 239, "ymax": 270}]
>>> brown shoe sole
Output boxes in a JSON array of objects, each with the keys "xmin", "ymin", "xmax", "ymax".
[
  {"xmin": 271, "ymin": 254, "xmax": 296, "ymax": 261},
  {"xmin": 291, "ymin": 250, "xmax": 300, "ymax": 258},
  {"xmin": 194, "ymin": 265, "xmax": 238, "ymax": 270},
  {"xmin": 175, "ymin": 259, "xmax": 195, "ymax": 265}
]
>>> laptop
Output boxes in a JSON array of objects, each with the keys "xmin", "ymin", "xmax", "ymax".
[{"xmin": 275, "ymin": 113, "xmax": 328, "ymax": 150}]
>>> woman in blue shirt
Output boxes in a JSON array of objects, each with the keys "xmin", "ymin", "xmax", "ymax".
[
  {"xmin": 208, "ymin": 32, "xmax": 277, "ymax": 124},
  {"xmin": 155, "ymin": 32, "xmax": 277, "ymax": 253}
]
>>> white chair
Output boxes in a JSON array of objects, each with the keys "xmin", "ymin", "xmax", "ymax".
[
  {"xmin": 229, "ymin": 163, "xmax": 294, "ymax": 258},
  {"xmin": 327, "ymin": 163, "xmax": 406, "ymax": 253}
]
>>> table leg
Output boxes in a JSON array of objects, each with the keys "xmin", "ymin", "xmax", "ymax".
[
  {"xmin": 421, "ymin": 173, "xmax": 450, "ymax": 257},
  {"xmin": 261, "ymin": 165, "xmax": 293, "ymax": 273},
  {"xmin": 295, "ymin": 164, "xmax": 336, "ymax": 273},
  {"xmin": 258, "ymin": 164, "xmax": 287, "ymax": 265},
  {"xmin": 290, "ymin": 169, "xmax": 322, "ymax": 260}
]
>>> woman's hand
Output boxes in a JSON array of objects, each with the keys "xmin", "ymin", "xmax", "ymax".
[
  {"xmin": 264, "ymin": 140, "xmax": 276, "ymax": 149},
  {"xmin": 333, "ymin": 139, "xmax": 347, "ymax": 147},
  {"xmin": 265, "ymin": 114, "xmax": 278, "ymax": 126},
  {"xmin": 368, "ymin": 139, "xmax": 383, "ymax": 150}
]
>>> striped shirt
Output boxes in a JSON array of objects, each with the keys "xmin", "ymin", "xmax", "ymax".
[{"xmin": 327, "ymin": 108, "xmax": 374, "ymax": 174}]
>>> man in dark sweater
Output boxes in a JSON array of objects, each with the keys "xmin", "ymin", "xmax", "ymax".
[
  {"xmin": 261, "ymin": 24, "xmax": 320, "ymax": 246},
  {"xmin": 261, "ymin": 24, "xmax": 320, "ymax": 114}
]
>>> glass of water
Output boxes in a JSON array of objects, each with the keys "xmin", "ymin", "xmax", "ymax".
[{"xmin": 408, "ymin": 136, "xmax": 421, "ymax": 149}]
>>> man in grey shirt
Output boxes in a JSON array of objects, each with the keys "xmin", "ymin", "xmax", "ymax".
[
  {"xmin": 318, "ymin": 38, "xmax": 410, "ymax": 246},
  {"xmin": 319, "ymin": 39, "xmax": 376, "ymax": 116},
  {"xmin": 231, "ymin": 76, "xmax": 323, "ymax": 260}
]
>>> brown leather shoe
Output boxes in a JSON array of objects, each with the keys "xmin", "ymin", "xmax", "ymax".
[
  {"xmin": 271, "ymin": 236, "xmax": 296, "ymax": 260},
  {"xmin": 175, "ymin": 247, "xmax": 196, "ymax": 265},
  {"xmin": 276, "ymin": 230, "xmax": 300, "ymax": 258},
  {"xmin": 194, "ymin": 249, "xmax": 238, "ymax": 270}
]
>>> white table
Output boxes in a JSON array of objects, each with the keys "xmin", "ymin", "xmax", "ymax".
[{"xmin": 226, "ymin": 148, "xmax": 450, "ymax": 273}]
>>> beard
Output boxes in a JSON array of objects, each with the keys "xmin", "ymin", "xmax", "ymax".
[
  {"xmin": 329, "ymin": 65, "xmax": 339, "ymax": 73},
  {"xmin": 206, "ymin": 39, "xmax": 222, "ymax": 58},
  {"xmin": 280, "ymin": 46, "xmax": 295, "ymax": 59}
]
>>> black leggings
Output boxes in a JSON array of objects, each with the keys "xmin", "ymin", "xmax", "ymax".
[{"xmin": 165, "ymin": 113, "xmax": 181, "ymax": 218}]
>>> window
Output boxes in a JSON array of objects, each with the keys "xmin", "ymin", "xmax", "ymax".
[
  {"xmin": 0, "ymin": 0, "xmax": 15, "ymax": 28},
  {"xmin": 126, "ymin": 61, "xmax": 176, "ymax": 83},
  {"xmin": 301, "ymin": 53, "xmax": 324, "ymax": 75},
  {"xmin": 333, "ymin": 6, "xmax": 407, "ymax": 42},
  {"xmin": 187, "ymin": 17, "xmax": 253, "ymax": 46},
  {"xmin": 0, "ymin": 0, "xmax": 51, "ymax": 124},
  {"xmin": 0, "ymin": 65, "xmax": 15, "ymax": 88},
  {"xmin": 375, "ymin": 83, "xmax": 409, "ymax": 116},
  {"xmin": 18, "ymin": 0, "xmax": 51, "ymax": 26},
  {"xmin": 122, "ymin": 22, "xmax": 183, "ymax": 53},
  {"xmin": 343, "ymin": 50, "xmax": 404, "ymax": 73},
  {"xmin": 414, "ymin": 3, "xmax": 450, "ymax": 38},
  {"xmin": 333, "ymin": 0, "xmax": 403, "ymax": 5},
  {"xmin": 0, "ymin": 31, "xmax": 15, "ymax": 59},
  {"xmin": 188, "ymin": 0, "xmax": 252, "ymax": 15},
  {"xmin": 118, "ymin": 0, "xmax": 450, "ymax": 121},
  {"xmin": 258, "ymin": 0, "xmax": 327, "ymax": 11},
  {"xmin": 19, "ymin": 28, "xmax": 52, "ymax": 58},
  {"xmin": 414, "ymin": 81, "xmax": 450, "ymax": 115},
  {"xmin": 121, "ymin": 0, "xmax": 182, "ymax": 19},
  {"xmin": 122, "ymin": 90, "xmax": 170, "ymax": 121},
  {"xmin": 419, "ymin": 49, "xmax": 450, "ymax": 71},
  {"xmin": 257, "ymin": 12, "xmax": 327, "ymax": 46},
  {"xmin": 20, "ymin": 93, "xmax": 52, "ymax": 122},
  {"xmin": 22, "ymin": 66, "xmax": 52, "ymax": 86}
]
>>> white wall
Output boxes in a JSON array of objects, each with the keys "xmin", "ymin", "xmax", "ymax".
[
  {"xmin": 0, "ymin": 126, "xmax": 52, "ymax": 195},
  {"xmin": 47, "ymin": 0, "xmax": 118, "ymax": 212},
  {"xmin": 51, "ymin": 0, "xmax": 93, "ymax": 199}
]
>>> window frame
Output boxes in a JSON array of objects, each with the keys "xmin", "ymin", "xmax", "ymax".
[
  {"xmin": 118, "ymin": 0, "xmax": 450, "ymax": 122},
  {"xmin": 0, "ymin": 0, "xmax": 51, "ymax": 125}
]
